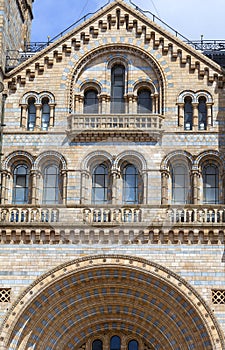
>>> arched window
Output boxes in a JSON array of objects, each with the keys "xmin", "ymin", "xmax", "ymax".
[
  {"xmin": 137, "ymin": 89, "xmax": 152, "ymax": 113},
  {"xmin": 203, "ymin": 163, "xmax": 219, "ymax": 204},
  {"xmin": 92, "ymin": 164, "xmax": 109, "ymax": 204},
  {"xmin": 27, "ymin": 97, "xmax": 36, "ymax": 131},
  {"xmin": 43, "ymin": 165, "xmax": 61, "ymax": 204},
  {"xmin": 128, "ymin": 340, "xmax": 139, "ymax": 350},
  {"xmin": 41, "ymin": 97, "xmax": 50, "ymax": 130},
  {"xmin": 198, "ymin": 96, "xmax": 207, "ymax": 130},
  {"xmin": 84, "ymin": 89, "xmax": 98, "ymax": 114},
  {"xmin": 172, "ymin": 164, "xmax": 190, "ymax": 204},
  {"xmin": 184, "ymin": 96, "xmax": 193, "ymax": 130},
  {"xmin": 123, "ymin": 164, "xmax": 142, "ymax": 204},
  {"xmin": 110, "ymin": 336, "xmax": 121, "ymax": 350},
  {"xmin": 92, "ymin": 340, "xmax": 103, "ymax": 350},
  {"xmin": 13, "ymin": 165, "xmax": 29, "ymax": 204},
  {"xmin": 111, "ymin": 64, "xmax": 125, "ymax": 113}
]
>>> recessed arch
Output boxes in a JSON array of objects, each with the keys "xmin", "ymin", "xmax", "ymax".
[
  {"xmin": 1, "ymin": 255, "xmax": 224, "ymax": 350},
  {"xmin": 2, "ymin": 151, "xmax": 34, "ymax": 172},
  {"xmin": 160, "ymin": 150, "xmax": 194, "ymax": 171},
  {"xmin": 82, "ymin": 151, "xmax": 113, "ymax": 173},
  {"xmin": 68, "ymin": 44, "xmax": 166, "ymax": 114},
  {"xmin": 33, "ymin": 151, "xmax": 67, "ymax": 171}
]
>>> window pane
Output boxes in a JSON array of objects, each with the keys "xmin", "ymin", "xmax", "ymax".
[
  {"xmin": 203, "ymin": 164, "xmax": 219, "ymax": 204},
  {"xmin": 184, "ymin": 96, "xmax": 193, "ymax": 130},
  {"xmin": 28, "ymin": 98, "xmax": 36, "ymax": 131},
  {"xmin": 138, "ymin": 89, "xmax": 152, "ymax": 113},
  {"xmin": 41, "ymin": 98, "xmax": 50, "ymax": 130},
  {"xmin": 128, "ymin": 340, "xmax": 138, "ymax": 350},
  {"xmin": 110, "ymin": 336, "xmax": 121, "ymax": 350},
  {"xmin": 198, "ymin": 96, "xmax": 207, "ymax": 130},
  {"xmin": 92, "ymin": 340, "xmax": 103, "ymax": 350},
  {"xmin": 172, "ymin": 164, "xmax": 189, "ymax": 204},
  {"xmin": 123, "ymin": 165, "xmax": 139, "ymax": 204},
  {"xmin": 13, "ymin": 165, "xmax": 29, "ymax": 204},
  {"xmin": 92, "ymin": 164, "xmax": 108, "ymax": 203},
  {"xmin": 111, "ymin": 65, "xmax": 125, "ymax": 113},
  {"xmin": 84, "ymin": 89, "xmax": 98, "ymax": 114},
  {"xmin": 43, "ymin": 165, "xmax": 60, "ymax": 204}
]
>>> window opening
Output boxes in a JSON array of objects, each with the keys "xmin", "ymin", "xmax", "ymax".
[
  {"xmin": 137, "ymin": 89, "xmax": 152, "ymax": 113},
  {"xmin": 184, "ymin": 96, "xmax": 193, "ymax": 130},
  {"xmin": 92, "ymin": 164, "xmax": 109, "ymax": 204},
  {"xmin": 41, "ymin": 97, "xmax": 50, "ymax": 130},
  {"xmin": 198, "ymin": 96, "xmax": 207, "ymax": 130},
  {"xmin": 111, "ymin": 65, "xmax": 125, "ymax": 113},
  {"xmin": 27, "ymin": 97, "xmax": 36, "ymax": 131},
  {"xmin": 43, "ymin": 165, "xmax": 60, "ymax": 204},
  {"xmin": 84, "ymin": 89, "xmax": 98, "ymax": 114},
  {"xmin": 172, "ymin": 164, "xmax": 190, "ymax": 204},
  {"xmin": 203, "ymin": 163, "xmax": 219, "ymax": 204},
  {"xmin": 12, "ymin": 165, "xmax": 29, "ymax": 204}
]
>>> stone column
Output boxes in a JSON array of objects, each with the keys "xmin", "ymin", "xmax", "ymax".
[
  {"xmin": 192, "ymin": 102, "xmax": 198, "ymax": 130},
  {"xmin": 161, "ymin": 170, "xmax": 169, "ymax": 205},
  {"xmin": 31, "ymin": 170, "xmax": 38, "ymax": 205},
  {"xmin": 74, "ymin": 95, "xmax": 80, "ymax": 113},
  {"xmin": 61, "ymin": 170, "xmax": 67, "ymax": 205},
  {"xmin": 1, "ymin": 171, "xmax": 8, "ymax": 204},
  {"xmin": 142, "ymin": 171, "xmax": 148, "ymax": 204},
  {"xmin": 49, "ymin": 103, "xmax": 55, "ymax": 127},
  {"xmin": 20, "ymin": 104, "xmax": 28, "ymax": 128},
  {"xmin": 192, "ymin": 169, "xmax": 200, "ymax": 204},
  {"xmin": 154, "ymin": 93, "xmax": 159, "ymax": 114},
  {"xmin": 111, "ymin": 167, "xmax": 120, "ymax": 204},
  {"xmin": 35, "ymin": 103, "xmax": 42, "ymax": 129},
  {"xmin": 177, "ymin": 103, "xmax": 184, "ymax": 127},
  {"xmin": 206, "ymin": 102, "xmax": 213, "ymax": 127},
  {"xmin": 126, "ymin": 94, "xmax": 135, "ymax": 114}
]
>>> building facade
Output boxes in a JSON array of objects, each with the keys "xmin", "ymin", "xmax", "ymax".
[{"xmin": 0, "ymin": 0, "xmax": 225, "ymax": 349}]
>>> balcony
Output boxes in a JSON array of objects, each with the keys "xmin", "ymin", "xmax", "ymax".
[
  {"xmin": 66, "ymin": 114, "xmax": 164, "ymax": 142},
  {"xmin": 1, "ymin": 205, "xmax": 225, "ymax": 244}
]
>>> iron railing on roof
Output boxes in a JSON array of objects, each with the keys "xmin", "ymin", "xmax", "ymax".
[{"xmin": 5, "ymin": 0, "xmax": 225, "ymax": 71}]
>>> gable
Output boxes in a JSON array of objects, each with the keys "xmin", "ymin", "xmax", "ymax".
[{"xmin": 4, "ymin": 0, "xmax": 225, "ymax": 92}]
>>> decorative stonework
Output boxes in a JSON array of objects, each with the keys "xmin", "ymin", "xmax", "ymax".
[{"xmin": 1, "ymin": 255, "xmax": 224, "ymax": 350}]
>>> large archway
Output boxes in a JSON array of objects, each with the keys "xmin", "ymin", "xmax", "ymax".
[{"xmin": 1, "ymin": 255, "xmax": 224, "ymax": 349}]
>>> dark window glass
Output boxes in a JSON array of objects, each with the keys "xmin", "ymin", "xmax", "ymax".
[
  {"xmin": 84, "ymin": 89, "xmax": 98, "ymax": 114},
  {"xmin": 198, "ymin": 96, "xmax": 207, "ymax": 130},
  {"xmin": 110, "ymin": 336, "xmax": 121, "ymax": 350},
  {"xmin": 172, "ymin": 165, "xmax": 190, "ymax": 204},
  {"xmin": 41, "ymin": 97, "xmax": 50, "ymax": 130},
  {"xmin": 203, "ymin": 164, "xmax": 219, "ymax": 204},
  {"xmin": 92, "ymin": 340, "xmax": 103, "ymax": 350},
  {"xmin": 27, "ymin": 97, "xmax": 36, "ymax": 131},
  {"xmin": 123, "ymin": 164, "xmax": 140, "ymax": 204},
  {"xmin": 111, "ymin": 65, "xmax": 125, "ymax": 113},
  {"xmin": 13, "ymin": 165, "xmax": 29, "ymax": 204},
  {"xmin": 128, "ymin": 340, "xmax": 139, "ymax": 350},
  {"xmin": 43, "ymin": 165, "xmax": 60, "ymax": 204},
  {"xmin": 92, "ymin": 164, "xmax": 109, "ymax": 204},
  {"xmin": 137, "ymin": 89, "xmax": 152, "ymax": 113},
  {"xmin": 184, "ymin": 96, "xmax": 193, "ymax": 130}
]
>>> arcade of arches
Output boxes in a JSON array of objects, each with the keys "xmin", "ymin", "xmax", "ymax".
[{"xmin": 0, "ymin": 256, "xmax": 224, "ymax": 350}]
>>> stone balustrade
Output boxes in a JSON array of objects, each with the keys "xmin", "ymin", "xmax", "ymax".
[
  {"xmin": 167, "ymin": 206, "xmax": 225, "ymax": 223},
  {"xmin": 1, "ymin": 205, "xmax": 225, "ymax": 225},
  {"xmin": 83, "ymin": 207, "xmax": 142, "ymax": 224},
  {"xmin": 67, "ymin": 113, "xmax": 164, "ymax": 141},
  {"xmin": 0, "ymin": 207, "xmax": 59, "ymax": 223}
]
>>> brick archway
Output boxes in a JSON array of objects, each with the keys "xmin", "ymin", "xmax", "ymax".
[{"xmin": 1, "ymin": 255, "xmax": 224, "ymax": 350}]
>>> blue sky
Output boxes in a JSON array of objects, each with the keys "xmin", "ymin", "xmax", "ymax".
[{"xmin": 31, "ymin": 0, "xmax": 224, "ymax": 42}]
